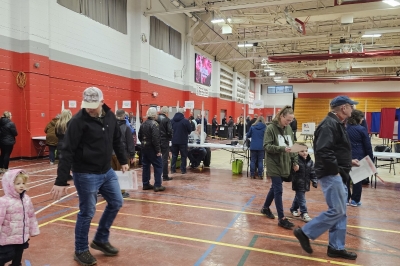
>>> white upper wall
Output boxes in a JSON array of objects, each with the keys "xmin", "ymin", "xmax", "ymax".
[{"xmin": 293, "ymin": 81, "xmax": 400, "ymax": 93}]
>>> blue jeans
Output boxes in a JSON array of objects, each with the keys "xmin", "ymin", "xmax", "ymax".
[
  {"xmin": 188, "ymin": 147, "xmax": 206, "ymax": 167},
  {"xmin": 170, "ymin": 144, "xmax": 188, "ymax": 173},
  {"xmin": 290, "ymin": 191, "xmax": 308, "ymax": 214},
  {"xmin": 73, "ymin": 169, "xmax": 123, "ymax": 253},
  {"xmin": 48, "ymin": 145, "xmax": 56, "ymax": 162},
  {"xmin": 142, "ymin": 149, "xmax": 162, "ymax": 187},
  {"xmin": 263, "ymin": 176, "xmax": 284, "ymax": 220},
  {"xmin": 302, "ymin": 175, "xmax": 348, "ymax": 250},
  {"xmin": 250, "ymin": 150, "xmax": 264, "ymax": 176}
]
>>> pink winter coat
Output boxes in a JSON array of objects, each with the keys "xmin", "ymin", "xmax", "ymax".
[{"xmin": 0, "ymin": 169, "xmax": 40, "ymax": 245}]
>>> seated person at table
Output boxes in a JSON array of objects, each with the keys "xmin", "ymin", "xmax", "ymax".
[{"xmin": 188, "ymin": 125, "xmax": 207, "ymax": 168}]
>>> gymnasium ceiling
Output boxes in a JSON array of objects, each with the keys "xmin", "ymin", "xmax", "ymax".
[{"xmin": 146, "ymin": 0, "xmax": 400, "ymax": 83}]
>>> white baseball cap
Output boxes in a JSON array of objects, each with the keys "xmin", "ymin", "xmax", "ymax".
[{"xmin": 81, "ymin": 87, "xmax": 104, "ymax": 109}]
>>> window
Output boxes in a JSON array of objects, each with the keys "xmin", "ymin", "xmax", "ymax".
[
  {"xmin": 57, "ymin": 0, "xmax": 127, "ymax": 34},
  {"xmin": 266, "ymin": 85, "xmax": 293, "ymax": 94},
  {"xmin": 150, "ymin": 17, "xmax": 182, "ymax": 59}
]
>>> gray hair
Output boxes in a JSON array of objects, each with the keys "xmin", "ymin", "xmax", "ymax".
[
  {"xmin": 177, "ymin": 108, "xmax": 185, "ymax": 114},
  {"xmin": 146, "ymin": 107, "xmax": 157, "ymax": 118},
  {"xmin": 160, "ymin": 106, "xmax": 169, "ymax": 114}
]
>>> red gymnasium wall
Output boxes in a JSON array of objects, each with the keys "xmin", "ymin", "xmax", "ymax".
[{"xmin": 0, "ymin": 49, "xmax": 253, "ymax": 158}]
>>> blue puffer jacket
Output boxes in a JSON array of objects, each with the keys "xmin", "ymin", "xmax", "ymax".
[
  {"xmin": 346, "ymin": 123, "xmax": 373, "ymax": 161},
  {"xmin": 246, "ymin": 122, "xmax": 266, "ymax": 150}
]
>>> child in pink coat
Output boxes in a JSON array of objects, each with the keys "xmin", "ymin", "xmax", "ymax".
[{"xmin": 0, "ymin": 169, "xmax": 40, "ymax": 266}]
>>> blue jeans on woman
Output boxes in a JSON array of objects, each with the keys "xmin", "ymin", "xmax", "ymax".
[
  {"xmin": 262, "ymin": 176, "xmax": 284, "ymax": 220},
  {"xmin": 290, "ymin": 191, "xmax": 308, "ymax": 214},
  {"xmin": 302, "ymin": 175, "xmax": 348, "ymax": 250},
  {"xmin": 250, "ymin": 150, "xmax": 264, "ymax": 177},
  {"xmin": 73, "ymin": 169, "xmax": 123, "ymax": 253}
]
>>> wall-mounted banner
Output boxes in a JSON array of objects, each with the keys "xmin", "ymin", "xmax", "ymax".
[
  {"xmin": 122, "ymin": 101, "xmax": 131, "ymax": 108},
  {"xmin": 69, "ymin": 100, "xmax": 77, "ymax": 108},
  {"xmin": 156, "ymin": 106, "xmax": 161, "ymax": 112},
  {"xmin": 248, "ymin": 91, "xmax": 255, "ymax": 104},
  {"xmin": 196, "ymin": 85, "xmax": 209, "ymax": 98},
  {"xmin": 185, "ymin": 101, "xmax": 195, "ymax": 109},
  {"xmin": 252, "ymin": 100, "xmax": 264, "ymax": 109}
]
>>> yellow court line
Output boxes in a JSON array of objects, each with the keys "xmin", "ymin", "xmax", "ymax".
[
  {"xmin": 58, "ymin": 218, "xmax": 359, "ymax": 266},
  {"xmin": 38, "ymin": 200, "xmax": 107, "ymax": 227},
  {"xmin": 125, "ymin": 198, "xmax": 400, "ymax": 234}
]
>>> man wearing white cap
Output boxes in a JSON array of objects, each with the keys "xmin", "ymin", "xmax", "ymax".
[{"xmin": 50, "ymin": 87, "xmax": 129, "ymax": 265}]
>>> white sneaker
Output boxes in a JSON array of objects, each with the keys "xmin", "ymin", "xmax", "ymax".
[
  {"xmin": 291, "ymin": 211, "xmax": 300, "ymax": 217},
  {"xmin": 302, "ymin": 213, "xmax": 312, "ymax": 222},
  {"xmin": 50, "ymin": 162, "xmax": 54, "ymax": 165}
]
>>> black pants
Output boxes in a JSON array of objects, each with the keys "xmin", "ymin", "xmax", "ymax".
[
  {"xmin": 160, "ymin": 141, "xmax": 170, "ymax": 178},
  {"xmin": 212, "ymin": 126, "xmax": 216, "ymax": 137},
  {"xmin": 0, "ymin": 144, "xmax": 14, "ymax": 169},
  {"xmin": 0, "ymin": 244, "xmax": 24, "ymax": 266}
]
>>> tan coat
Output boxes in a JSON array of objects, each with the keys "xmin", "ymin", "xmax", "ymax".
[{"xmin": 44, "ymin": 118, "xmax": 59, "ymax": 146}]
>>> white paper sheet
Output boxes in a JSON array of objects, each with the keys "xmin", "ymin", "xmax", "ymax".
[
  {"xmin": 289, "ymin": 143, "xmax": 309, "ymax": 153},
  {"xmin": 115, "ymin": 170, "xmax": 138, "ymax": 190},
  {"xmin": 350, "ymin": 156, "xmax": 377, "ymax": 184}
]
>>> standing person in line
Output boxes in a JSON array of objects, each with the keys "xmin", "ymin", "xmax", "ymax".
[
  {"xmin": 139, "ymin": 107, "xmax": 165, "ymax": 192},
  {"xmin": 50, "ymin": 87, "xmax": 129, "ymax": 266},
  {"xmin": 227, "ymin": 116, "xmax": 234, "ymax": 140},
  {"xmin": 290, "ymin": 117, "xmax": 298, "ymax": 141},
  {"xmin": 112, "ymin": 109, "xmax": 136, "ymax": 198},
  {"xmin": 157, "ymin": 106, "xmax": 173, "ymax": 181},
  {"xmin": 55, "ymin": 109, "xmax": 73, "ymax": 181},
  {"xmin": 246, "ymin": 116, "xmax": 266, "ymax": 179},
  {"xmin": 293, "ymin": 95, "xmax": 360, "ymax": 260},
  {"xmin": 237, "ymin": 116, "xmax": 244, "ymax": 140},
  {"xmin": 0, "ymin": 169, "xmax": 40, "ymax": 266},
  {"xmin": 211, "ymin": 115, "xmax": 218, "ymax": 139},
  {"xmin": 261, "ymin": 106, "xmax": 298, "ymax": 229},
  {"xmin": 170, "ymin": 108, "xmax": 192, "ymax": 174},
  {"xmin": 0, "ymin": 111, "xmax": 18, "ymax": 174},
  {"xmin": 44, "ymin": 115, "xmax": 59, "ymax": 164},
  {"xmin": 346, "ymin": 109, "xmax": 372, "ymax": 207},
  {"xmin": 290, "ymin": 143, "xmax": 318, "ymax": 222}
]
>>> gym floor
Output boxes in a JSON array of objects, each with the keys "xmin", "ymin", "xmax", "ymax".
[{"xmin": 1, "ymin": 135, "xmax": 399, "ymax": 266}]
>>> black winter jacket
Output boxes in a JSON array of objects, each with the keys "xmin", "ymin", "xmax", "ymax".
[
  {"xmin": 138, "ymin": 118, "xmax": 161, "ymax": 153},
  {"xmin": 116, "ymin": 120, "xmax": 135, "ymax": 159},
  {"xmin": 0, "ymin": 117, "xmax": 18, "ymax": 146},
  {"xmin": 292, "ymin": 154, "xmax": 317, "ymax": 192},
  {"xmin": 156, "ymin": 114, "xmax": 172, "ymax": 142},
  {"xmin": 290, "ymin": 118, "xmax": 298, "ymax": 131},
  {"xmin": 55, "ymin": 104, "xmax": 127, "ymax": 186},
  {"xmin": 313, "ymin": 112, "xmax": 352, "ymax": 183}
]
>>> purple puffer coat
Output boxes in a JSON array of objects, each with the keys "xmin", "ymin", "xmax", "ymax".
[{"xmin": 0, "ymin": 169, "xmax": 40, "ymax": 245}]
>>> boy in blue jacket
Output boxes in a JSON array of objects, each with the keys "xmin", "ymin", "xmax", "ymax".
[{"xmin": 290, "ymin": 144, "xmax": 318, "ymax": 222}]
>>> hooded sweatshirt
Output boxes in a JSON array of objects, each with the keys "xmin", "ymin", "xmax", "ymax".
[
  {"xmin": 0, "ymin": 169, "xmax": 40, "ymax": 245},
  {"xmin": 171, "ymin": 113, "xmax": 192, "ymax": 145},
  {"xmin": 263, "ymin": 120, "xmax": 298, "ymax": 178}
]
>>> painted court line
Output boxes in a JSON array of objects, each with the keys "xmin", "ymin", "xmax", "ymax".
[
  {"xmin": 125, "ymin": 198, "xmax": 400, "ymax": 234},
  {"xmin": 194, "ymin": 195, "xmax": 255, "ymax": 266},
  {"xmin": 57, "ymin": 218, "xmax": 359, "ymax": 266}
]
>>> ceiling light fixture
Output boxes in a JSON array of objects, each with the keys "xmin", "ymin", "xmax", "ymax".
[
  {"xmin": 362, "ymin": 34, "xmax": 382, "ymax": 38},
  {"xmin": 383, "ymin": 0, "xmax": 400, "ymax": 7},
  {"xmin": 264, "ymin": 69, "xmax": 273, "ymax": 72},
  {"xmin": 211, "ymin": 19, "xmax": 225, "ymax": 24},
  {"xmin": 269, "ymin": 72, "xmax": 275, "ymax": 76},
  {"xmin": 238, "ymin": 43, "xmax": 253, "ymax": 47}
]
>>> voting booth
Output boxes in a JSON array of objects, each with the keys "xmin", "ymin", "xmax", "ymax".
[{"xmin": 301, "ymin": 122, "xmax": 316, "ymax": 135}]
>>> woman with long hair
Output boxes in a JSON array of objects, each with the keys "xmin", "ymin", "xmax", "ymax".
[
  {"xmin": 261, "ymin": 105, "xmax": 298, "ymax": 229},
  {"xmin": 346, "ymin": 109, "xmax": 372, "ymax": 206},
  {"xmin": 246, "ymin": 116, "xmax": 266, "ymax": 179},
  {"xmin": 55, "ymin": 109, "xmax": 72, "ymax": 161},
  {"xmin": 0, "ymin": 111, "xmax": 18, "ymax": 173}
]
